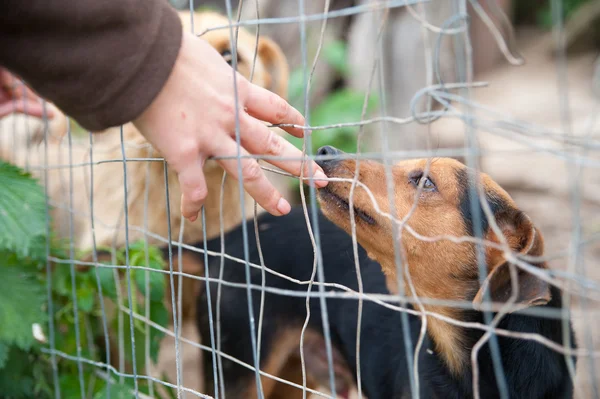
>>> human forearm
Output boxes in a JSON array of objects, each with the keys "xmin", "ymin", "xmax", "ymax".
[{"xmin": 0, "ymin": 0, "xmax": 182, "ymax": 131}]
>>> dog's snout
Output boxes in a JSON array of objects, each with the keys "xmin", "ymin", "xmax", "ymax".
[
  {"xmin": 316, "ymin": 145, "xmax": 341, "ymax": 171},
  {"xmin": 318, "ymin": 145, "xmax": 340, "ymax": 157}
]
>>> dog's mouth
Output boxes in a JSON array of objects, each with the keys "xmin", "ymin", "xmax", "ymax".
[{"xmin": 318, "ymin": 187, "xmax": 376, "ymax": 225}]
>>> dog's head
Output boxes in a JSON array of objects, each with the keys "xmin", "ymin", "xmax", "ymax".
[
  {"xmin": 179, "ymin": 11, "xmax": 289, "ymax": 98},
  {"xmin": 315, "ymin": 145, "xmax": 551, "ymax": 373}
]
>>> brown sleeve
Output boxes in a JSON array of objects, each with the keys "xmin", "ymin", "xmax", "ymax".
[{"xmin": 0, "ymin": 0, "xmax": 182, "ymax": 131}]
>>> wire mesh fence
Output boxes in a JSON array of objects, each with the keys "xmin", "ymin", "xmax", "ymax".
[{"xmin": 1, "ymin": 0, "xmax": 599, "ymax": 398}]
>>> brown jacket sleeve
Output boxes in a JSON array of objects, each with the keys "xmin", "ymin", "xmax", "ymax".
[{"xmin": 0, "ymin": 0, "xmax": 182, "ymax": 131}]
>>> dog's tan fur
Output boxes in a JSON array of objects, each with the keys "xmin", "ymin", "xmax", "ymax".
[{"xmin": 317, "ymin": 156, "xmax": 551, "ymax": 375}]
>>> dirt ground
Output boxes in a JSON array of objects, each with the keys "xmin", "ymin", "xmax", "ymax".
[{"xmin": 153, "ymin": 28, "xmax": 600, "ymax": 398}]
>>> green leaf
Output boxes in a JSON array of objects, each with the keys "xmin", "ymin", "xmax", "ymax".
[
  {"xmin": 31, "ymin": 357, "xmax": 54, "ymax": 398},
  {"xmin": 77, "ymin": 286, "xmax": 95, "ymax": 313},
  {"xmin": 133, "ymin": 263, "xmax": 165, "ymax": 304},
  {"xmin": 145, "ymin": 301, "xmax": 169, "ymax": 365},
  {"xmin": 0, "ymin": 342, "xmax": 8, "ymax": 369},
  {"xmin": 288, "ymin": 68, "xmax": 308, "ymax": 111},
  {"xmin": 149, "ymin": 301, "xmax": 169, "ymax": 363},
  {"xmin": 0, "ymin": 346, "xmax": 35, "ymax": 398},
  {"xmin": 286, "ymin": 88, "xmax": 378, "ymax": 156},
  {"xmin": 0, "ymin": 161, "xmax": 48, "ymax": 259},
  {"xmin": 322, "ymin": 40, "xmax": 349, "ymax": 76},
  {"xmin": 51, "ymin": 264, "xmax": 72, "ymax": 297},
  {"xmin": 96, "ymin": 265, "xmax": 119, "ymax": 302},
  {"xmin": 535, "ymin": 0, "xmax": 591, "ymax": 29},
  {"xmin": 94, "ymin": 381, "xmax": 135, "ymax": 399},
  {"xmin": 129, "ymin": 241, "xmax": 166, "ymax": 303},
  {"xmin": 311, "ymin": 88, "xmax": 378, "ymax": 129},
  {"xmin": 160, "ymin": 372, "xmax": 179, "ymax": 399},
  {"xmin": 118, "ymin": 375, "xmax": 155, "ymax": 396},
  {"xmin": 0, "ymin": 261, "xmax": 47, "ymax": 350},
  {"xmin": 59, "ymin": 373, "xmax": 85, "ymax": 399},
  {"xmin": 113, "ymin": 299, "xmax": 169, "ymax": 369}
]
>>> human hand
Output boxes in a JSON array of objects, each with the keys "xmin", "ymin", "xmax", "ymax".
[
  {"xmin": 0, "ymin": 68, "xmax": 54, "ymax": 119},
  {"xmin": 133, "ymin": 32, "xmax": 328, "ymax": 222}
]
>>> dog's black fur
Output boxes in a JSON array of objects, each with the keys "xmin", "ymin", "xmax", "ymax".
[{"xmin": 193, "ymin": 207, "xmax": 576, "ymax": 398}]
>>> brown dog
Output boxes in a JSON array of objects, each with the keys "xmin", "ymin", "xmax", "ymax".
[
  {"xmin": 315, "ymin": 146, "xmax": 555, "ymax": 373},
  {"xmin": 192, "ymin": 145, "xmax": 574, "ymax": 398}
]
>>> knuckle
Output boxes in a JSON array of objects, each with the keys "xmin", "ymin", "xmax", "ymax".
[
  {"xmin": 263, "ymin": 130, "xmax": 284, "ymax": 156},
  {"xmin": 188, "ymin": 186, "xmax": 208, "ymax": 202},
  {"xmin": 169, "ymin": 140, "xmax": 201, "ymax": 167},
  {"xmin": 241, "ymin": 160, "xmax": 263, "ymax": 183},
  {"xmin": 222, "ymin": 102, "xmax": 247, "ymax": 127},
  {"xmin": 239, "ymin": 116, "xmax": 255, "ymax": 134},
  {"xmin": 220, "ymin": 101, "xmax": 236, "ymax": 117},
  {"xmin": 270, "ymin": 96, "xmax": 289, "ymax": 123}
]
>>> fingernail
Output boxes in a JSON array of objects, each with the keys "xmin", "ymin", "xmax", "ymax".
[
  {"xmin": 276, "ymin": 197, "xmax": 291, "ymax": 215},
  {"xmin": 188, "ymin": 214, "xmax": 198, "ymax": 222},
  {"xmin": 314, "ymin": 170, "xmax": 329, "ymax": 187}
]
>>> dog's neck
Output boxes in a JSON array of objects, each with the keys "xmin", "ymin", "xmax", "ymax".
[
  {"xmin": 377, "ymin": 256, "xmax": 477, "ymax": 375},
  {"xmin": 427, "ymin": 286, "xmax": 573, "ymax": 398}
]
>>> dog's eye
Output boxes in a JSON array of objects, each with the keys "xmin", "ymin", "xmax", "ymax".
[
  {"xmin": 421, "ymin": 177, "xmax": 435, "ymax": 190},
  {"xmin": 220, "ymin": 49, "xmax": 240, "ymax": 68},
  {"xmin": 221, "ymin": 49, "xmax": 233, "ymax": 65},
  {"xmin": 409, "ymin": 172, "xmax": 437, "ymax": 192}
]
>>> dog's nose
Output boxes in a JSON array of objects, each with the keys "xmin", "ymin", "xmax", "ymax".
[{"xmin": 316, "ymin": 145, "xmax": 341, "ymax": 170}]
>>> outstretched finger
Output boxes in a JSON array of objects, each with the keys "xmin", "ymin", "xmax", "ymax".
[
  {"xmin": 212, "ymin": 138, "xmax": 291, "ymax": 216},
  {"xmin": 240, "ymin": 115, "xmax": 328, "ymax": 188},
  {"xmin": 0, "ymin": 99, "xmax": 49, "ymax": 119},
  {"xmin": 177, "ymin": 157, "xmax": 208, "ymax": 222},
  {"xmin": 244, "ymin": 84, "xmax": 306, "ymax": 138}
]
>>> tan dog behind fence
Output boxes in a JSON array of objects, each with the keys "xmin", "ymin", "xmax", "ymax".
[{"xmin": 0, "ymin": 10, "xmax": 293, "ymax": 390}]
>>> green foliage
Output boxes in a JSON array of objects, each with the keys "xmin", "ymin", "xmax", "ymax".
[
  {"xmin": 287, "ymin": 88, "xmax": 378, "ymax": 155},
  {"xmin": 536, "ymin": 0, "xmax": 592, "ymax": 28},
  {"xmin": 0, "ymin": 347, "xmax": 37, "ymax": 398},
  {"xmin": 0, "ymin": 160, "xmax": 47, "ymax": 259},
  {"xmin": 287, "ymin": 40, "xmax": 378, "ymax": 156},
  {"xmin": 0, "ymin": 161, "xmax": 171, "ymax": 398},
  {"xmin": 99, "ymin": 241, "xmax": 170, "ymax": 368},
  {"xmin": 130, "ymin": 241, "xmax": 167, "ymax": 303},
  {"xmin": 0, "ymin": 255, "xmax": 47, "ymax": 351},
  {"xmin": 93, "ymin": 382, "xmax": 136, "ymax": 399},
  {"xmin": 514, "ymin": 0, "xmax": 594, "ymax": 28},
  {"xmin": 285, "ymin": 41, "xmax": 379, "ymax": 203},
  {"xmin": 322, "ymin": 40, "xmax": 350, "ymax": 76},
  {"xmin": 0, "ymin": 342, "xmax": 8, "ymax": 369}
]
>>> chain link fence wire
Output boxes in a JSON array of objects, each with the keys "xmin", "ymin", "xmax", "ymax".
[{"xmin": 1, "ymin": 0, "xmax": 600, "ymax": 398}]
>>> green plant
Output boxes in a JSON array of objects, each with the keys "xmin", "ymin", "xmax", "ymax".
[
  {"xmin": 284, "ymin": 41, "xmax": 378, "ymax": 204},
  {"xmin": 538, "ymin": 0, "xmax": 592, "ymax": 27},
  {"xmin": 287, "ymin": 41, "xmax": 378, "ymax": 155},
  {"xmin": 0, "ymin": 160, "xmax": 172, "ymax": 398},
  {"xmin": 515, "ymin": 0, "xmax": 594, "ymax": 28}
]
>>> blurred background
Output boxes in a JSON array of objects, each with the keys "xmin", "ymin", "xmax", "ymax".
[{"xmin": 0, "ymin": 1, "xmax": 599, "ymax": 398}]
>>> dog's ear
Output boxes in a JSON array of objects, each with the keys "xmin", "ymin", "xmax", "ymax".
[
  {"xmin": 257, "ymin": 36, "xmax": 289, "ymax": 98},
  {"xmin": 473, "ymin": 209, "xmax": 551, "ymax": 311}
]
